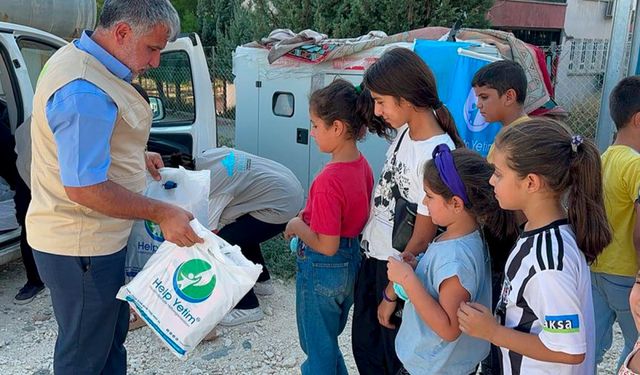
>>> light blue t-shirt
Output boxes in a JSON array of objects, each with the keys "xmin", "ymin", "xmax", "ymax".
[{"xmin": 395, "ymin": 230, "xmax": 491, "ymax": 375}]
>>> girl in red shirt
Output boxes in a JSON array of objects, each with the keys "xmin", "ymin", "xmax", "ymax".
[{"xmin": 285, "ymin": 79, "xmax": 375, "ymax": 375}]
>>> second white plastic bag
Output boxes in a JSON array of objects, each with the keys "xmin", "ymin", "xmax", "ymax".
[{"xmin": 125, "ymin": 167, "xmax": 210, "ymax": 281}]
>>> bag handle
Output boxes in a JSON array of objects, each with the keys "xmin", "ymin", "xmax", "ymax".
[{"xmin": 392, "ymin": 128, "xmax": 409, "ymax": 158}]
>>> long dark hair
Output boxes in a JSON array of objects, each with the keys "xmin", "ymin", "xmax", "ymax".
[
  {"xmin": 362, "ymin": 48, "xmax": 464, "ymax": 147},
  {"xmin": 493, "ymin": 118, "xmax": 612, "ymax": 263},
  {"xmin": 424, "ymin": 148, "xmax": 518, "ymax": 261},
  {"xmin": 310, "ymin": 79, "xmax": 385, "ymax": 141}
]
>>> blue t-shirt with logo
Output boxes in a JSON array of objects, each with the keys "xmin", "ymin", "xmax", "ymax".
[{"xmin": 395, "ymin": 230, "xmax": 491, "ymax": 375}]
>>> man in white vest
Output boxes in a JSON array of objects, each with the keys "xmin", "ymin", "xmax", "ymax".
[{"xmin": 26, "ymin": 1, "xmax": 203, "ymax": 373}]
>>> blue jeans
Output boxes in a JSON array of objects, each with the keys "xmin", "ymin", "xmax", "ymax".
[
  {"xmin": 296, "ymin": 238, "xmax": 362, "ymax": 375},
  {"xmin": 33, "ymin": 248, "xmax": 129, "ymax": 375},
  {"xmin": 591, "ymin": 271, "xmax": 638, "ymax": 370}
]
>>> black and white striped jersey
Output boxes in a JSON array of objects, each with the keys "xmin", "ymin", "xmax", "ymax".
[{"xmin": 496, "ymin": 219, "xmax": 595, "ymax": 375}]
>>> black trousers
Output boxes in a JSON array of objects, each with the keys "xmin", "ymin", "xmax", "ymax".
[
  {"xmin": 480, "ymin": 271, "xmax": 504, "ymax": 375},
  {"xmin": 0, "ymin": 123, "xmax": 42, "ymax": 287},
  {"xmin": 217, "ymin": 214, "xmax": 285, "ymax": 310},
  {"xmin": 14, "ymin": 176, "xmax": 42, "ymax": 286},
  {"xmin": 352, "ymin": 256, "xmax": 403, "ymax": 375}
]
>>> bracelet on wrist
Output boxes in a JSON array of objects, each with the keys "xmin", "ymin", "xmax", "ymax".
[{"xmin": 382, "ymin": 288, "xmax": 397, "ymax": 303}]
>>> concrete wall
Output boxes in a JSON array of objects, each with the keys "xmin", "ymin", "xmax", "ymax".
[{"xmin": 563, "ymin": 0, "xmax": 613, "ymax": 39}]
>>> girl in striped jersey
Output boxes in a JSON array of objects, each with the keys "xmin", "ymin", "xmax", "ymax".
[{"xmin": 457, "ymin": 118, "xmax": 612, "ymax": 375}]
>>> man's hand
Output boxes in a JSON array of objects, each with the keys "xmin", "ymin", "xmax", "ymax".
[
  {"xmin": 145, "ymin": 151, "xmax": 164, "ymax": 181},
  {"xmin": 157, "ymin": 205, "xmax": 204, "ymax": 247}
]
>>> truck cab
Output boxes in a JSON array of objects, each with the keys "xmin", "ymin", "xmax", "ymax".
[{"xmin": 0, "ymin": 22, "xmax": 217, "ymax": 265}]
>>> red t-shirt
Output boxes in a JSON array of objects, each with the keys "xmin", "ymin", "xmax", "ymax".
[{"xmin": 302, "ymin": 154, "xmax": 374, "ymax": 237}]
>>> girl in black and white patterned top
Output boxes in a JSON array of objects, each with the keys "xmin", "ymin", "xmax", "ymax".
[{"xmin": 457, "ymin": 118, "xmax": 612, "ymax": 375}]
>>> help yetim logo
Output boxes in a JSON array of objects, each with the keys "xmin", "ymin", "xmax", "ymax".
[
  {"xmin": 145, "ymin": 220, "xmax": 165, "ymax": 242},
  {"xmin": 173, "ymin": 259, "xmax": 217, "ymax": 303},
  {"xmin": 463, "ymin": 89, "xmax": 491, "ymax": 133},
  {"xmin": 543, "ymin": 314, "xmax": 580, "ymax": 333}
]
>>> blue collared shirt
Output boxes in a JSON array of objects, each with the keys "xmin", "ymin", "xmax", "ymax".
[{"xmin": 45, "ymin": 30, "xmax": 133, "ymax": 187}]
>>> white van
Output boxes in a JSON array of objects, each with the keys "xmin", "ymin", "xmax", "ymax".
[{"xmin": 0, "ymin": 22, "xmax": 217, "ymax": 265}]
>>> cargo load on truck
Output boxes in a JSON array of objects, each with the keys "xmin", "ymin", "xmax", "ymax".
[{"xmin": 233, "ymin": 27, "xmax": 565, "ymax": 192}]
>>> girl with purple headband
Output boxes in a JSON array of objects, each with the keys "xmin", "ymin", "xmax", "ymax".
[{"xmin": 387, "ymin": 144, "xmax": 516, "ymax": 375}]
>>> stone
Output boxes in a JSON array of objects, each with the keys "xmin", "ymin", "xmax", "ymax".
[
  {"xmin": 281, "ymin": 357, "xmax": 297, "ymax": 368},
  {"xmin": 239, "ymin": 325, "xmax": 254, "ymax": 335},
  {"xmin": 202, "ymin": 346, "xmax": 232, "ymax": 361},
  {"xmin": 242, "ymin": 340, "xmax": 252, "ymax": 350},
  {"xmin": 32, "ymin": 313, "xmax": 50, "ymax": 322}
]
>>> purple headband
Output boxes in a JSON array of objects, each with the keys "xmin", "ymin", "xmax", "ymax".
[{"xmin": 432, "ymin": 144, "xmax": 470, "ymax": 206}]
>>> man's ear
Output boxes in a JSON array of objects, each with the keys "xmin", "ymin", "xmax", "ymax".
[{"xmin": 113, "ymin": 22, "xmax": 133, "ymax": 45}]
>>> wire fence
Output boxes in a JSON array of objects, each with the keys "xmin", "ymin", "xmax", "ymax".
[
  {"xmin": 206, "ymin": 37, "xmax": 636, "ymax": 148},
  {"xmin": 135, "ymin": 50, "xmax": 197, "ymax": 125},
  {"xmin": 207, "ymin": 47, "xmax": 236, "ymax": 148},
  {"xmin": 542, "ymin": 37, "xmax": 633, "ymax": 139}
]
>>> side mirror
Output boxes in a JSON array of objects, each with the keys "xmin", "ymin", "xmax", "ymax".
[{"xmin": 149, "ymin": 96, "xmax": 165, "ymax": 121}]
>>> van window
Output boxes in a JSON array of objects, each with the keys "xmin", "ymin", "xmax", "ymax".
[
  {"xmin": 273, "ymin": 92, "xmax": 294, "ymax": 117},
  {"xmin": 17, "ymin": 39, "xmax": 58, "ymax": 91},
  {"xmin": 135, "ymin": 51, "xmax": 195, "ymax": 127}
]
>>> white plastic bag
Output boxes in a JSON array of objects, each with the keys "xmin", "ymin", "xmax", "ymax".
[
  {"xmin": 125, "ymin": 167, "xmax": 210, "ymax": 281},
  {"xmin": 117, "ymin": 219, "xmax": 262, "ymax": 358}
]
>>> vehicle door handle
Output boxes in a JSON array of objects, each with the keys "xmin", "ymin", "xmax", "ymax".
[{"xmin": 296, "ymin": 128, "xmax": 308, "ymax": 145}]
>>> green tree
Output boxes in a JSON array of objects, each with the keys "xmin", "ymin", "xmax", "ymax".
[
  {"xmin": 172, "ymin": 0, "xmax": 199, "ymax": 33},
  {"xmin": 96, "ymin": 0, "xmax": 199, "ymax": 33},
  {"xmin": 198, "ymin": 0, "xmax": 271, "ymax": 75},
  {"xmin": 198, "ymin": 0, "xmax": 493, "ymax": 115},
  {"xmin": 96, "ymin": 0, "xmax": 104, "ymax": 16}
]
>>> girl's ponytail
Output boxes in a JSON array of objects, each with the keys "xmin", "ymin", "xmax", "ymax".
[
  {"xmin": 356, "ymin": 87, "xmax": 393, "ymax": 140},
  {"xmin": 567, "ymin": 136, "xmax": 612, "ymax": 263},
  {"xmin": 434, "ymin": 104, "xmax": 465, "ymax": 148},
  {"xmin": 310, "ymin": 79, "xmax": 368, "ymax": 141}
]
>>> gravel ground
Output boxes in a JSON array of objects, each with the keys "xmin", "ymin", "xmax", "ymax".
[{"xmin": 0, "ymin": 259, "xmax": 625, "ymax": 374}]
